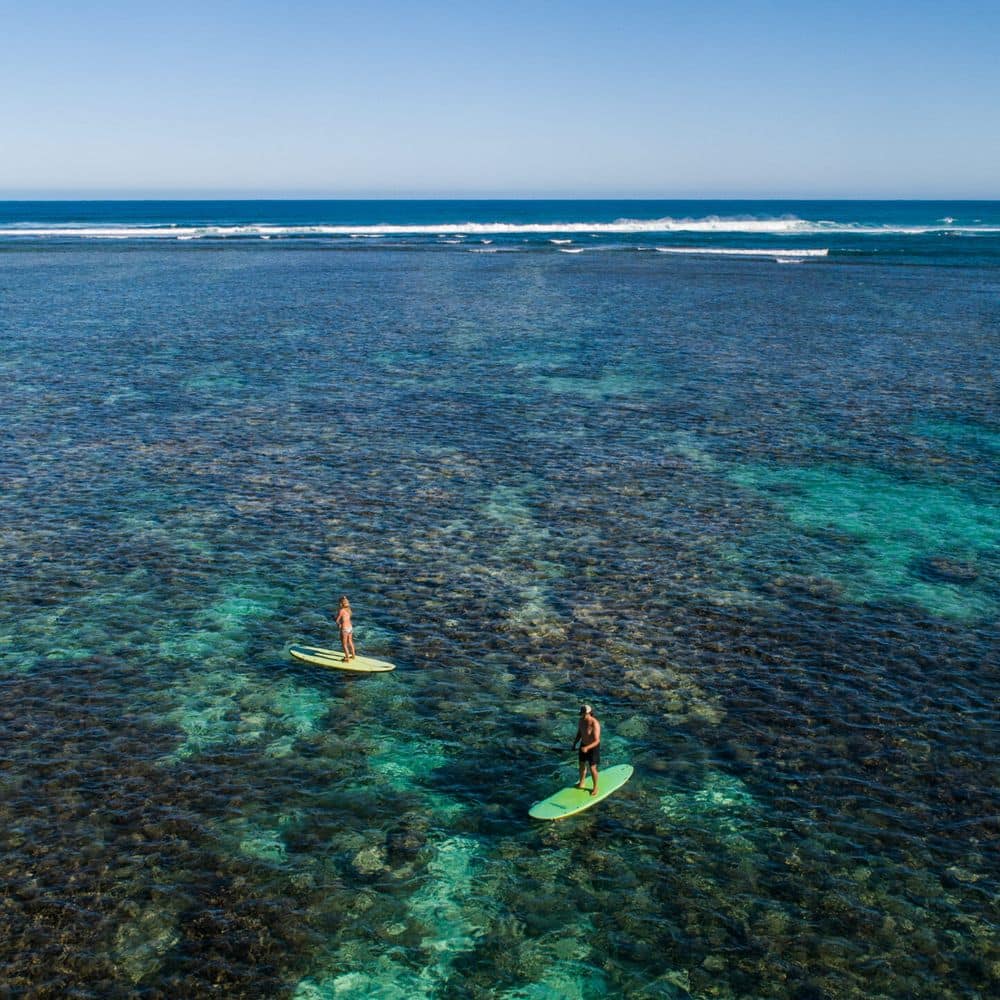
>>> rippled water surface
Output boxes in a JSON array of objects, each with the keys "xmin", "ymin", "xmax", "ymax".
[{"xmin": 1, "ymin": 244, "xmax": 998, "ymax": 998}]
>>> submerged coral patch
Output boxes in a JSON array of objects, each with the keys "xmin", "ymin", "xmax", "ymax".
[
  {"xmin": 2, "ymin": 237, "xmax": 997, "ymax": 998},
  {"xmin": 732, "ymin": 463, "xmax": 999, "ymax": 619}
]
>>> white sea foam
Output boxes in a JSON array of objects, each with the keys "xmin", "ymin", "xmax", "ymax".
[
  {"xmin": 558, "ymin": 248, "xmax": 586, "ymax": 254},
  {"xmin": 655, "ymin": 247, "xmax": 829, "ymax": 258},
  {"xmin": 2, "ymin": 217, "xmax": 998, "ymax": 240},
  {"xmin": 549, "ymin": 238, "xmax": 573, "ymax": 244}
]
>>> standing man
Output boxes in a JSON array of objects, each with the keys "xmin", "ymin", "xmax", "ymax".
[{"xmin": 573, "ymin": 704, "xmax": 601, "ymax": 796}]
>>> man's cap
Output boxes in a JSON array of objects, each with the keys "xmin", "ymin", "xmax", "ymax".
[{"xmin": 580, "ymin": 704, "xmax": 592, "ymax": 714}]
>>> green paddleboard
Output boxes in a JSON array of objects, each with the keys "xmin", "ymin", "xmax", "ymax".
[
  {"xmin": 529, "ymin": 764, "xmax": 634, "ymax": 821},
  {"xmin": 289, "ymin": 643, "xmax": 395, "ymax": 673}
]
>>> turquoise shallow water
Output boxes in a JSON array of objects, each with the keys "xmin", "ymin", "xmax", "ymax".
[{"xmin": 1, "ymin": 229, "xmax": 998, "ymax": 998}]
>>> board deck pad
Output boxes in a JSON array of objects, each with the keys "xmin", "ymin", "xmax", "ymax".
[
  {"xmin": 288, "ymin": 643, "xmax": 395, "ymax": 673},
  {"xmin": 529, "ymin": 763, "xmax": 634, "ymax": 820}
]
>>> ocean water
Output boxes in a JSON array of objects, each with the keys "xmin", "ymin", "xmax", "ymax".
[{"xmin": 0, "ymin": 201, "xmax": 997, "ymax": 999}]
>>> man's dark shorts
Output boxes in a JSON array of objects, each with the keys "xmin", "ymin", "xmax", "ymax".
[{"xmin": 579, "ymin": 745, "xmax": 601, "ymax": 766}]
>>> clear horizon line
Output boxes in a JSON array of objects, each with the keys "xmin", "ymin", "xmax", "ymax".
[{"xmin": 0, "ymin": 193, "xmax": 997, "ymax": 203}]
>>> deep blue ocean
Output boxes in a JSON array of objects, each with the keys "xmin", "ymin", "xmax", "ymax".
[{"xmin": 1, "ymin": 201, "xmax": 997, "ymax": 998}]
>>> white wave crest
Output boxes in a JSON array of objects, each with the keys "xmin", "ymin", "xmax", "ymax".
[
  {"xmin": 549, "ymin": 238, "xmax": 573, "ymax": 244},
  {"xmin": 2, "ymin": 217, "xmax": 998, "ymax": 240},
  {"xmin": 655, "ymin": 247, "xmax": 829, "ymax": 259},
  {"xmin": 557, "ymin": 248, "xmax": 586, "ymax": 253}
]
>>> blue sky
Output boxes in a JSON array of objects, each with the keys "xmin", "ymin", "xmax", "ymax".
[{"xmin": 2, "ymin": 0, "xmax": 998, "ymax": 197}]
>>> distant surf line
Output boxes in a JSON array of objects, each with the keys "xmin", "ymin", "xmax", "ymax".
[
  {"xmin": 2, "ymin": 217, "xmax": 998, "ymax": 239},
  {"xmin": 655, "ymin": 247, "xmax": 829, "ymax": 258}
]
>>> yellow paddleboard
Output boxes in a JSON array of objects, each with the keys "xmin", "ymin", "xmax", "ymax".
[
  {"xmin": 529, "ymin": 764, "xmax": 633, "ymax": 820},
  {"xmin": 289, "ymin": 643, "xmax": 395, "ymax": 673}
]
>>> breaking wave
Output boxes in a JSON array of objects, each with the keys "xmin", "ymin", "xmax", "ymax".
[
  {"xmin": 655, "ymin": 247, "xmax": 829, "ymax": 258},
  {"xmin": 3, "ymin": 217, "xmax": 999, "ymax": 240}
]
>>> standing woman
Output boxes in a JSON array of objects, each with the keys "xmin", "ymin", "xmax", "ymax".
[{"xmin": 336, "ymin": 596, "xmax": 356, "ymax": 662}]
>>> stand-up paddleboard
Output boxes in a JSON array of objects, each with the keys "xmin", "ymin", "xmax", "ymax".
[
  {"xmin": 529, "ymin": 764, "xmax": 633, "ymax": 821},
  {"xmin": 288, "ymin": 644, "xmax": 395, "ymax": 673}
]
